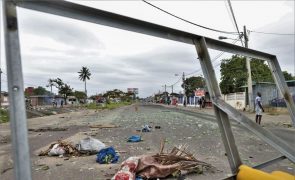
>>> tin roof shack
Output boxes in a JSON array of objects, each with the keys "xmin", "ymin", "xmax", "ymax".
[
  {"xmin": 242, "ymin": 80, "xmax": 295, "ymax": 107},
  {"xmin": 30, "ymin": 96, "xmax": 64, "ymax": 107}
]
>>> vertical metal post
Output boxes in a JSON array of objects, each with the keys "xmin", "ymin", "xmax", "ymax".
[
  {"xmin": 194, "ymin": 37, "xmax": 242, "ymax": 174},
  {"xmin": 2, "ymin": 1, "xmax": 32, "ymax": 180},
  {"xmin": 267, "ymin": 57, "xmax": 295, "ymax": 126}
]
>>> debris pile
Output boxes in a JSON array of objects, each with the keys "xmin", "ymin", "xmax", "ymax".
[
  {"xmin": 28, "ymin": 127, "xmax": 68, "ymax": 132},
  {"xmin": 113, "ymin": 140, "xmax": 214, "ymax": 179},
  {"xmin": 39, "ymin": 140, "xmax": 79, "ymax": 157}
]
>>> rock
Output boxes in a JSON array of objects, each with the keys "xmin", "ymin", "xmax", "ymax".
[{"xmin": 56, "ymin": 163, "xmax": 63, "ymax": 166}]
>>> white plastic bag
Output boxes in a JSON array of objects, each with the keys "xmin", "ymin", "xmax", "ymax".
[
  {"xmin": 48, "ymin": 144, "xmax": 65, "ymax": 156},
  {"xmin": 76, "ymin": 137, "xmax": 106, "ymax": 154}
]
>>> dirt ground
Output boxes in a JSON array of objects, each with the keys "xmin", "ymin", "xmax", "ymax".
[{"xmin": 0, "ymin": 104, "xmax": 294, "ymax": 180}]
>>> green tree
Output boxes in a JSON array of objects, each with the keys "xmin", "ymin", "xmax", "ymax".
[
  {"xmin": 73, "ymin": 91, "xmax": 86, "ymax": 101},
  {"xmin": 33, "ymin": 86, "xmax": 49, "ymax": 95},
  {"xmin": 220, "ymin": 55, "xmax": 273, "ymax": 94},
  {"xmin": 103, "ymin": 89, "xmax": 124, "ymax": 99},
  {"xmin": 181, "ymin": 76, "xmax": 205, "ymax": 96},
  {"xmin": 282, "ymin": 71, "xmax": 295, "ymax": 80},
  {"xmin": 78, "ymin": 66, "xmax": 91, "ymax": 96},
  {"xmin": 53, "ymin": 78, "xmax": 73, "ymax": 104}
]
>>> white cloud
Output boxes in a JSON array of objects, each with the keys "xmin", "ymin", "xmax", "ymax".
[{"xmin": 0, "ymin": 1, "xmax": 294, "ymax": 97}]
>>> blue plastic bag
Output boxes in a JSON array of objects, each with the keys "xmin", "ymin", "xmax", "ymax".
[
  {"xmin": 127, "ymin": 135, "xmax": 141, "ymax": 142},
  {"xmin": 96, "ymin": 146, "xmax": 119, "ymax": 164}
]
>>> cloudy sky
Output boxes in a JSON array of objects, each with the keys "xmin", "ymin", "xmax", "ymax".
[{"xmin": 0, "ymin": 1, "xmax": 294, "ymax": 97}]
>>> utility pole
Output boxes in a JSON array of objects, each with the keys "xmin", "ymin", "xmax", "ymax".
[
  {"xmin": 182, "ymin": 72, "xmax": 187, "ymax": 106},
  {"xmin": 171, "ymin": 85, "xmax": 173, "ymax": 94},
  {"xmin": 244, "ymin": 25, "xmax": 254, "ymax": 111}
]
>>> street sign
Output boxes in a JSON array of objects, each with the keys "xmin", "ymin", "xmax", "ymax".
[{"xmin": 195, "ymin": 89, "xmax": 205, "ymax": 96}]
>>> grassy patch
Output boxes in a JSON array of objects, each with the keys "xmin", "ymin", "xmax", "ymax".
[
  {"xmin": 0, "ymin": 109, "xmax": 9, "ymax": 123},
  {"xmin": 86, "ymin": 101, "xmax": 132, "ymax": 110}
]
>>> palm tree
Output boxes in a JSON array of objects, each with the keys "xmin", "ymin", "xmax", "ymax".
[
  {"xmin": 46, "ymin": 78, "xmax": 55, "ymax": 96},
  {"xmin": 78, "ymin": 66, "xmax": 91, "ymax": 96}
]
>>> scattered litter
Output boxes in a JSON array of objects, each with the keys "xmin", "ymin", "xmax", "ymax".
[
  {"xmin": 39, "ymin": 140, "xmax": 80, "ymax": 157},
  {"xmin": 96, "ymin": 147, "xmax": 119, "ymax": 164},
  {"xmin": 113, "ymin": 140, "xmax": 214, "ymax": 179},
  {"xmin": 142, "ymin": 125, "xmax": 151, "ymax": 132},
  {"xmin": 35, "ymin": 165, "xmax": 50, "ymax": 171},
  {"xmin": 155, "ymin": 126, "xmax": 161, "ymax": 129},
  {"xmin": 28, "ymin": 127, "xmax": 67, "ymax": 132},
  {"xmin": 112, "ymin": 157, "xmax": 139, "ymax": 180},
  {"xmin": 76, "ymin": 137, "xmax": 106, "ymax": 155},
  {"xmin": 116, "ymin": 150, "xmax": 127, "ymax": 154},
  {"xmin": 127, "ymin": 135, "xmax": 141, "ymax": 142},
  {"xmin": 48, "ymin": 144, "xmax": 65, "ymax": 156},
  {"xmin": 89, "ymin": 124, "xmax": 119, "ymax": 129},
  {"xmin": 56, "ymin": 163, "xmax": 63, "ymax": 166}
]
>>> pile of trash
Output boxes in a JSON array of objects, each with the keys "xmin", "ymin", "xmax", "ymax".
[
  {"xmin": 112, "ymin": 141, "xmax": 214, "ymax": 179},
  {"xmin": 39, "ymin": 140, "xmax": 79, "ymax": 157},
  {"xmin": 39, "ymin": 137, "xmax": 120, "ymax": 164}
]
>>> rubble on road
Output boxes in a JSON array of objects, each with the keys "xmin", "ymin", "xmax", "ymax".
[
  {"xmin": 141, "ymin": 125, "xmax": 151, "ymax": 132},
  {"xmin": 28, "ymin": 127, "xmax": 68, "ymax": 132},
  {"xmin": 96, "ymin": 146, "xmax": 120, "ymax": 164},
  {"xmin": 38, "ymin": 140, "xmax": 80, "ymax": 157},
  {"xmin": 113, "ymin": 140, "xmax": 214, "ymax": 179},
  {"xmin": 76, "ymin": 137, "xmax": 106, "ymax": 155},
  {"xmin": 89, "ymin": 124, "xmax": 119, "ymax": 129},
  {"xmin": 127, "ymin": 135, "xmax": 142, "ymax": 142}
]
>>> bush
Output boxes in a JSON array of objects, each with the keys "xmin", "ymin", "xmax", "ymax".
[{"xmin": 0, "ymin": 109, "xmax": 9, "ymax": 123}]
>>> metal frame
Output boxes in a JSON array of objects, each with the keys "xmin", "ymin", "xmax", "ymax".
[{"xmin": 2, "ymin": 1, "xmax": 294, "ymax": 179}]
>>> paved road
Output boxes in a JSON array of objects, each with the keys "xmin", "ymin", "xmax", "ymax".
[{"xmin": 0, "ymin": 104, "xmax": 293, "ymax": 180}]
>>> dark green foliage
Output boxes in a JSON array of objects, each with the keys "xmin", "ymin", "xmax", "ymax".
[
  {"xmin": 33, "ymin": 86, "xmax": 49, "ymax": 95},
  {"xmin": 73, "ymin": 91, "xmax": 87, "ymax": 100},
  {"xmin": 181, "ymin": 76, "xmax": 205, "ymax": 96},
  {"xmin": 220, "ymin": 55, "xmax": 274, "ymax": 94},
  {"xmin": 282, "ymin": 71, "xmax": 295, "ymax": 80},
  {"xmin": 53, "ymin": 78, "xmax": 73, "ymax": 104}
]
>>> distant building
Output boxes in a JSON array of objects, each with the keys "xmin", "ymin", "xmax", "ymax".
[
  {"xmin": 242, "ymin": 80, "xmax": 295, "ymax": 107},
  {"xmin": 1, "ymin": 91, "xmax": 9, "ymax": 107},
  {"xmin": 25, "ymin": 87, "xmax": 34, "ymax": 96}
]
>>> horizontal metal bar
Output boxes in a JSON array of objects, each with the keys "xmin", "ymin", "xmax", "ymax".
[
  {"xmin": 205, "ymin": 38, "xmax": 275, "ymax": 61},
  {"xmin": 212, "ymin": 98, "xmax": 295, "ymax": 163},
  {"xmin": 253, "ymin": 155, "xmax": 286, "ymax": 169},
  {"xmin": 17, "ymin": 0, "xmax": 275, "ymax": 61}
]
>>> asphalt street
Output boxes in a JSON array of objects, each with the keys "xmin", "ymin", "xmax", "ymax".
[{"xmin": 0, "ymin": 104, "xmax": 294, "ymax": 180}]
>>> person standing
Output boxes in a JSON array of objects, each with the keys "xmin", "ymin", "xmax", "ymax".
[{"xmin": 255, "ymin": 92, "xmax": 264, "ymax": 125}]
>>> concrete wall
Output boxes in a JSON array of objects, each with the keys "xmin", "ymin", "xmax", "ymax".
[{"xmin": 222, "ymin": 92, "xmax": 246, "ymax": 110}]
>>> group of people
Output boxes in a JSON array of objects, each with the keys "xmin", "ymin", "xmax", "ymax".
[
  {"xmin": 197, "ymin": 97, "xmax": 206, "ymax": 109},
  {"xmin": 52, "ymin": 99, "xmax": 64, "ymax": 108}
]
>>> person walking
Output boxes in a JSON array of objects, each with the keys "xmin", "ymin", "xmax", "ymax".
[{"xmin": 255, "ymin": 92, "xmax": 264, "ymax": 125}]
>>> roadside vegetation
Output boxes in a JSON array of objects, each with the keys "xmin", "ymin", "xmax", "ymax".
[{"xmin": 0, "ymin": 109, "xmax": 9, "ymax": 123}]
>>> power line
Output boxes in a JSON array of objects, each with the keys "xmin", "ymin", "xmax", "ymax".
[
  {"xmin": 226, "ymin": 0, "xmax": 244, "ymax": 46},
  {"xmin": 142, "ymin": 0, "xmax": 240, "ymax": 35},
  {"xmin": 249, "ymin": 30, "xmax": 295, "ymax": 36}
]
